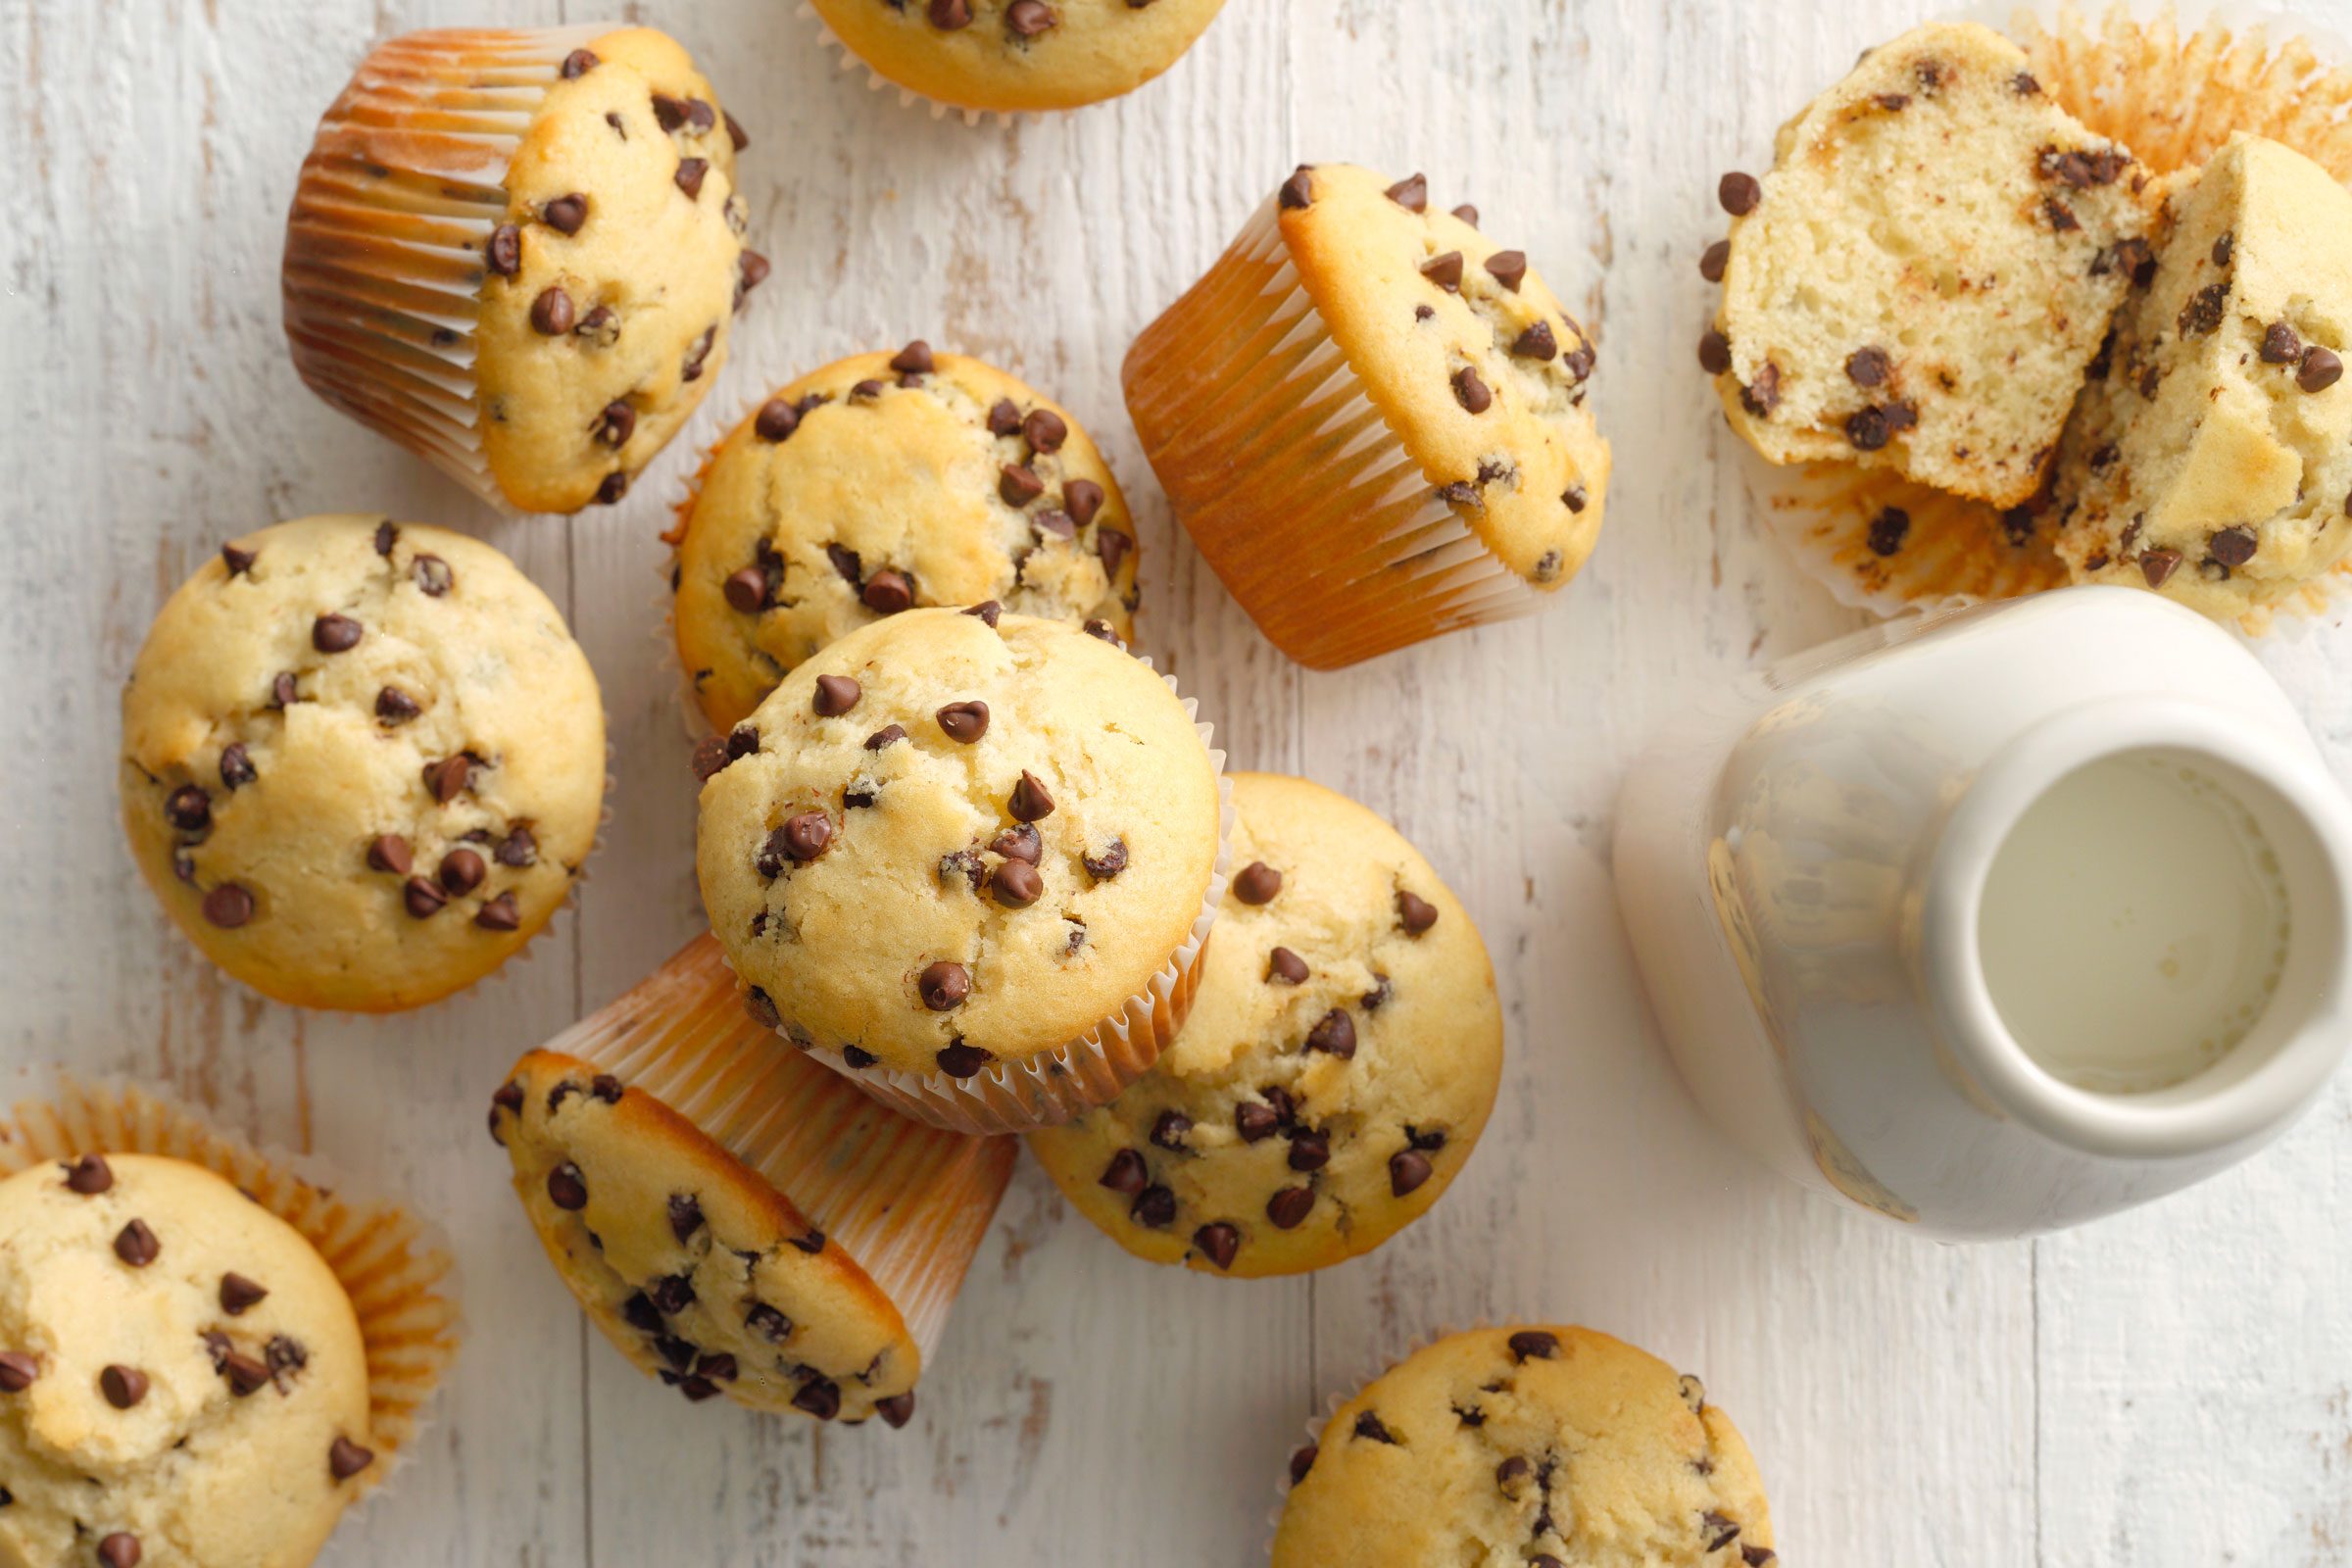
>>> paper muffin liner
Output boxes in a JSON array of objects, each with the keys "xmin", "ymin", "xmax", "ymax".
[
  {"xmin": 0, "ymin": 1064, "xmax": 463, "ymax": 1511},
  {"xmin": 282, "ymin": 24, "xmax": 609, "ymax": 514},
  {"xmin": 1124, "ymin": 197, "xmax": 1551, "ymax": 670},
  {"xmin": 530, "ymin": 933, "xmax": 1015, "ymax": 1367},
  {"xmin": 1728, "ymin": 0, "xmax": 2352, "ymax": 635},
  {"xmin": 799, "ymin": 3, "xmax": 1019, "ymax": 126}
]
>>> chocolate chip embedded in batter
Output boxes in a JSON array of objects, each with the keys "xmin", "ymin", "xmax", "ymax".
[
  {"xmin": 1265, "ymin": 1186, "xmax": 1316, "ymax": 1230},
  {"xmin": 220, "ymin": 1273, "xmax": 270, "ymax": 1315},
  {"xmin": 531, "ymin": 287, "xmax": 575, "ymax": 336},
  {"xmin": 438, "ymin": 847, "xmax": 486, "ymax": 897},
  {"xmin": 1384, "ymin": 172, "xmax": 1428, "ymax": 212},
  {"xmin": 1235, "ymin": 1102, "xmax": 1280, "ymax": 1143},
  {"xmin": 1192, "ymin": 1222, "xmax": 1241, "ymax": 1269},
  {"xmin": 935, "ymin": 1040, "xmax": 995, "ymax": 1078},
  {"xmin": 990, "ymin": 859, "xmax": 1043, "ymax": 907},
  {"xmin": 723, "ymin": 565, "xmax": 769, "ymax": 613},
  {"xmin": 890, "ymin": 340, "xmax": 934, "ymax": 376},
  {"xmin": 329, "ymin": 1436, "xmax": 376, "ymax": 1482},
  {"xmin": 1485, "ymin": 251, "xmax": 1528, "ymax": 291},
  {"xmin": 1150, "ymin": 1109, "xmax": 1193, "ymax": 1150},
  {"xmin": 1702, "ymin": 1512, "xmax": 1743, "ymax": 1552},
  {"xmin": 1845, "ymin": 346, "xmax": 1891, "ymax": 387},
  {"xmin": 98, "ymin": 1535, "xmax": 141, "ymax": 1568},
  {"xmin": 651, "ymin": 93, "xmax": 688, "ymax": 130},
  {"xmin": 792, "ymin": 1377, "xmax": 843, "ymax": 1421},
  {"xmin": 937, "ymin": 700, "xmax": 990, "ymax": 743},
  {"xmin": 1056, "ymin": 478, "xmax": 1106, "ymax": 530},
  {"xmin": 1396, "ymin": 890, "xmax": 1440, "ymax": 934},
  {"xmin": 987, "ymin": 398, "xmax": 1023, "ymax": 437},
  {"xmin": 2260, "ymin": 321, "xmax": 2303, "ymax": 365},
  {"xmin": 964, "ymin": 599, "xmax": 1004, "ymax": 628},
  {"xmin": 775, "ymin": 810, "xmax": 835, "ymax": 866},
  {"xmin": 1082, "ymin": 839, "xmax": 1128, "ymax": 881},
  {"xmin": 1740, "ymin": 361, "xmax": 1782, "ymax": 417},
  {"xmin": 222, "ymin": 1349, "xmax": 270, "ymax": 1396},
  {"xmin": 414, "ymin": 555, "xmax": 454, "ymax": 596},
  {"xmin": 863, "ymin": 723, "xmax": 909, "ymax": 753},
  {"xmin": 1006, "ymin": 0, "xmax": 1055, "ymax": 33},
  {"xmin": 596, "ymin": 400, "xmax": 636, "ymax": 448},
  {"xmin": 876, "ymin": 1392, "xmax": 916, "ymax": 1428},
  {"xmin": 1867, "ymin": 507, "xmax": 1910, "ymax": 558},
  {"xmin": 919, "ymin": 960, "xmax": 971, "ymax": 1011},
  {"xmin": 487, "ymin": 224, "xmax": 522, "ymax": 276},
  {"xmin": 861, "ymin": 568, "xmax": 913, "ymax": 613},
  {"xmin": 374, "ymin": 685, "xmax": 421, "ymax": 724},
  {"xmin": 2178, "ymin": 281, "xmax": 2229, "ymax": 337},
  {"xmin": 561, "ymin": 48, "xmax": 599, "ymax": 77},
  {"xmin": 1099, "ymin": 1148, "xmax": 1148, "ymax": 1194},
  {"xmin": 2209, "ymin": 526, "xmax": 2258, "ymax": 567},
  {"xmin": 1718, "ymin": 172, "xmax": 1761, "ymax": 216},
  {"xmin": 1278, "ymin": 169, "xmax": 1314, "ymax": 211},
  {"xmin": 100, "ymin": 1364, "xmax": 149, "ymax": 1409},
  {"xmin": 65, "ymin": 1153, "xmax": 114, "ymax": 1196},
  {"xmin": 1233, "ymin": 861, "xmax": 1282, "ymax": 905},
  {"xmin": 674, "ymin": 158, "xmax": 709, "ymax": 199},
  {"xmin": 1353, "ymin": 1411, "xmax": 1398, "ymax": 1444},
  {"xmin": 166, "ymin": 784, "xmax": 212, "ymax": 833},
  {"xmin": 1287, "ymin": 1130, "xmax": 1330, "ymax": 1171},
  {"xmin": 1699, "ymin": 239, "xmax": 1731, "ymax": 283},
  {"xmin": 1032, "ymin": 509, "xmax": 1077, "ymax": 541},
  {"xmin": 313, "ymin": 612, "xmax": 363, "ymax": 653},
  {"xmin": 1697, "ymin": 329, "xmax": 1733, "ymax": 375},
  {"xmin": 1130, "ymin": 1184, "xmax": 1177, "ymax": 1228},
  {"xmin": 543, "ymin": 193, "xmax": 588, "ymax": 234},
  {"xmin": 1000, "ymin": 464, "xmax": 1046, "ymax": 506},
  {"xmin": 202, "ymin": 884, "xmax": 255, "ymax": 928},
  {"xmin": 1741, "ymin": 1548, "xmax": 1779, "ymax": 1567},
  {"xmin": 1008, "ymin": 770, "xmax": 1055, "ymax": 822},
  {"xmin": 1511, "ymin": 320, "xmax": 1557, "ymax": 361},
  {"xmin": 2140, "ymin": 548, "xmax": 2183, "ymax": 588},
  {"xmin": 403, "ymin": 877, "xmax": 447, "ymax": 918},
  {"xmin": 2300, "ymin": 346, "xmax": 2343, "ymax": 393},
  {"xmin": 1023, "ymin": 409, "xmax": 1067, "ymax": 454},
  {"xmin": 1508, "ymin": 1329, "xmax": 1561, "ymax": 1362},
  {"xmin": 1420, "ymin": 251, "xmax": 1464, "ymax": 292},
  {"xmin": 1305, "ymin": 1009, "xmax": 1356, "ymax": 1058},
  {"xmin": 743, "ymin": 1302, "xmax": 791, "ymax": 1343},
  {"xmin": 0, "ymin": 1352, "xmax": 36, "ymax": 1392},
  {"xmin": 218, "ymin": 743, "xmax": 256, "ymax": 791},
  {"xmin": 1495, "ymin": 1455, "xmax": 1533, "ymax": 1491},
  {"xmin": 755, "ymin": 398, "xmax": 803, "ymax": 443},
  {"xmin": 1264, "ymin": 946, "xmax": 1308, "ymax": 986},
  {"xmin": 358, "ymin": 830, "xmax": 411, "ymax": 878},
  {"xmin": 546, "ymin": 1162, "xmax": 588, "ymax": 1210},
  {"xmin": 682, "ymin": 326, "xmax": 716, "ymax": 383},
  {"xmin": 496, "ymin": 826, "xmax": 537, "ymax": 868},
  {"xmin": 813, "ymin": 674, "xmax": 862, "ymax": 716},
  {"xmin": 593, "ymin": 470, "xmax": 629, "ymax": 506},
  {"xmin": 114, "ymin": 1219, "xmax": 160, "ymax": 1267},
  {"xmin": 1289, "ymin": 1445, "xmax": 1319, "ymax": 1486},
  {"xmin": 991, "ymin": 823, "xmax": 1042, "ymax": 863}
]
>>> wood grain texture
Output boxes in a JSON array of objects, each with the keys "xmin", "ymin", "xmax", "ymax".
[{"xmin": 2, "ymin": 0, "xmax": 2347, "ymax": 1563}]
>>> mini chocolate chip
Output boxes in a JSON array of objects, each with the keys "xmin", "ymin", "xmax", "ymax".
[
  {"xmin": 682, "ymin": 326, "xmax": 716, "ymax": 382},
  {"xmin": 1699, "ymin": 239, "xmax": 1730, "ymax": 282},
  {"xmin": 1006, "ymin": 0, "xmax": 1055, "ymax": 33},
  {"xmin": 1234, "ymin": 861, "xmax": 1282, "ymax": 904},
  {"xmin": 531, "ymin": 287, "xmax": 575, "ymax": 335},
  {"xmin": 2179, "ymin": 281, "xmax": 2229, "ymax": 337},
  {"xmin": 1719, "ymin": 172, "xmax": 1761, "ymax": 215},
  {"xmin": 877, "ymin": 1392, "xmax": 916, "ymax": 1428},
  {"xmin": 496, "ymin": 827, "xmax": 537, "ymax": 868},
  {"xmin": 1265, "ymin": 946, "xmax": 1308, "ymax": 985},
  {"xmin": 2301, "ymin": 346, "xmax": 2343, "ymax": 393},
  {"xmin": 1388, "ymin": 1149, "xmax": 1435, "ymax": 1196},
  {"xmin": 1396, "ymin": 890, "xmax": 1439, "ymax": 933},
  {"xmin": 114, "ymin": 1219, "xmax": 160, "ymax": 1267},
  {"xmin": 1000, "ymin": 464, "xmax": 1046, "ymax": 506},
  {"xmin": 1151, "ymin": 1109, "xmax": 1193, "ymax": 1150},
  {"xmin": 1354, "ymin": 1411, "xmax": 1397, "ymax": 1444},
  {"xmin": 413, "ymin": 555, "xmax": 453, "ymax": 596},
  {"xmin": 936, "ymin": 1040, "xmax": 994, "ymax": 1078},
  {"xmin": 596, "ymin": 400, "xmax": 637, "ymax": 448},
  {"xmin": 743, "ymin": 1302, "xmax": 791, "ymax": 1342},
  {"xmin": 1846, "ymin": 346, "xmax": 1891, "ymax": 386},
  {"xmin": 735, "ymin": 250, "xmax": 770, "ymax": 310},
  {"xmin": 862, "ymin": 724, "xmax": 909, "ymax": 753},
  {"xmin": 436, "ymin": 847, "xmax": 485, "ymax": 896},
  {"xmin": 1266, "ymin": 1186, "xmax": 1315, "ymax": 1229},
  {"xmin": 990, "ymin": 823, "xmax": 1043, "ymax": 864},
  {"xmin": 919, "ymin": 960, "xmax": 971, "ymax": 1011},
  {"xmin": 329, "ymin": 1436, "xmax": 376, "ymax": 1481},
  {"xmin": 593, "ymin": 470, "xmax": 628, "ymax": 506},
  {"xmin": 696, "ymin": 1351, "xmax": 738, "ymax": 1382},
  {"xmin": 675, "ymin": 158, "xmax": 708, "ymax": 199},
  {"xmin": 65, "ymin": 1153, "xmax": 113, "ymax": 1195},
  {"xmin": 313, "ymin": 612, "xmax": 362, "ymax": 653},
  {"xmin": 2257, "ymin": 320, "xmax": 2305, "ymax": 365},
  {"xmin": 1868, "ymin": 507, "xmax": 1910, "ymax": 557},
  {"xmin": 1846, "ymin": 405, "xmax": 1895, "ymax": 451},
  {"xmin": 793, "ymin": 1377, "xmax": 843, "ymax": 1420},
  {"xmin": 754, "ymin": 397, "xmax": 803, "ymax": 443},
  {"xmin": 220, "ymin": 1273, "xmax": 269, "ymax": 1315},
  {"xmin": 101, "ymin": 1364, "xmax": 149, "ymax": 1409},
  {"xmin": 166, "ymin": 784, "xmax": 211, "ymax": 832},
  {"xmin": 1508, "ymin": 1329, "xmax": 1560, "ymax": 1361},
  {"xmin": 1698, "ymin": 328, "xmax": 1732, "ymax": 375},
  {"xmin": 543, "ymin": 193, "xmax": 588, "ymax": 234},
  {"xmin": 1032, "ymin": 509, "xmax": 1076, "ymax": 540},
  {"xmin": 1742, "ymin": 1548, "xmax": 1778, "ymax": 1567},
  {"xmin": 1289, "ymin": 1445, "xmax": 1318, "ymax": 1486},
  {"xmin": 1008, "ymin": 770, "xmax": 1055, "ymax": 822},
  {"xmin": 487, "ymin": 224, "xmax": 522, "ymax": 276},
  {"xmin": 1236, "ymin": 1102, "xmax": 1280, "ymax": 1142},
  {"xmin": 1496, "ymin": 1455, "xmax": 1533, "ymax": 1488},
  {"xmin": 682, "ymin": 97, "xmax": 716, "ymax": 132},
  {"xmin": 547, "ymin": 1162, "xmax": 587, "ymax": 1210},
  {"xmin": 1702, "ymin": 1512, "xmax": 1742, "ymax": 1551},
  {"xmin": 99, "ymin": 1535, "xmax": 141, "ymax": 1568},
  {"xmin": 2209, "ymin": 526, "xmax": 2258, "ymax": 566},
  {"xmin": 1023, "ymin": 409, "xmax": 1067, "ymax": 454},
  {"xmin": 664, "ymin": 1193, "xmax": 704, "ymax": 1244},
  {"xmin": 1305, "ymin": 1009, "xmax": 1356, "ymax": 1058},
  {"xmin": 1510, "ymin": 320, "xmax": 1557, "ymax": 361},
  {"xmin": 1082, "ymin": 838, "xmax": 1128, "ymax": 881},
  {"xmin": 1278, "ymin": 169, "xmax": 1314, "ymax": 210},
  {"xmin": 0, "ymin": 1352, "xmax": 35, "ymax": 1392},
  {"xmin": 1100, "ymin": 1149, "xmax": 1148, "ymax": 1194},
  {"xmin": 937, "ymin": 700, "xmax": 990, "ymax": 743},
  {"xmin": 890, "ymin": 340, "xmax": 934, "ymax": 376},
  {"xmin": 403, "ymin": 876, "xmax": 447, "ymax": 918},
  {"xmin": 1485, "ymin": 250, "xmax": 1528, "ymax": 291},
  {"xmin": 2215, "ymin": 231, "xmax": 2235, "ymax": 268},
  {"xmin": 1420, "ymin": 251, "xmax": 1464, "ymax": 291},
  {"xmin": 987, "ymin": 398, "xmax": 1023, "ymax": 437},
  {"xmin": 370, "ymin": 684, "xmax": 421, "ymax": 725},
  {"xmin": 1384, "ymin": 172, "xmax": 1428, "ymax": 211},
  {"xmin": 1131, "ymin": 1185, "xmax": 1177, "ymax": 1228},
  {"xmin": 1288, "ymin": 1130, "xmax": 1330, "ymax": 1171},
  {"xmin": 723, "ymin": 565, "xmax": 770, "ymax": 614},
  {"xmin": 202, "ymin": 884, "xmax": 255, "ymax": 928},
  {"xmin": 862, "ymin": 569, "xmax": 913, "ymax": 613},
  {"xmin": 222, "ymin": 1350, "xmax": 270, "ymax": 1396},
  {"xmin": 991, "ymin": 859, "xmax": 1043, "ymax": 907},
  {"xmin": 2141, "ymin": 548, "xmax": 2183, "ymax": 588},
  {"xmin": 813, "ymin": 674, "xmax": 861, "ymax": 716},
  {"xmin": 561, "ymin": 47, "xmax": 599, "ymax": 77},
  {"xmin": 1192, "ymin": 1222, "xmax": 1240, "ymax": 1270},
  {"xmin": 217, "ymin": 744, "xmax": 256, "ymax": 792}
]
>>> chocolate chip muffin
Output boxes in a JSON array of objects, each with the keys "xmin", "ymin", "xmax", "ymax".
[
  {"xmin": 121, "ymin": 514, "xmax": 606, "ymax": 1011},
  {"xmin": 1125, "ymin": 164, "xmax": 1609, "ymax": 668},
  {"xmin": 1025, "ymin": 772, "xmax": 1499, "ymax": 1277},
  {"xmin": 1275, "ymin": 1327, "xmax": 1776, "ymax": 1568},
  {"xmin": 285, "ymin": 25, "xmax": 761, "ymax": 514},
  {"xmin": 671, "ymin": 342, "xmax": 1140, "ymax": 735},
  {"xmin": 0, "ymin": 1154, "xmax": 374, "ymax": 1568},
  {"xmin": 808, "ymin": 0, "xmax": 1228, "ymax": 115},
  {"xmin": 696, "ymin": 608, "xmax": 1226, "ymax": 1133},
  {"xmin": 2052, "ymin": 133, "xmax": 2352, "ymax": 615},
  {"xmin": 1702, "ymin": 22, "xmax": 2156, "ymax": 508}
]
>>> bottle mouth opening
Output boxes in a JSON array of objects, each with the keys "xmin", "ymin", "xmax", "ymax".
[{"xmin": 1923, "ymin": 699, "xmax": 2352, "ymax": 1159}]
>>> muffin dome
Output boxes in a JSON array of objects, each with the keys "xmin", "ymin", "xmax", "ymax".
[
  {"xmin": 0, "ymin": 1154, "xmax": 372, "ymax": 1568},
  {"xmin": 808, "ymin": 0, "xmax": 1228, "ymax": 114},
  {"xmin": 120, "ymin": 514, "xmax": 606, "ymax": 1011},
  {"xmin": 671, "ymin": 345, "xmax": 1139, "ymax": 734},
  {"xmin": 1027, "ymin": 772, "xmax": 1501, "ymax": 1277}
]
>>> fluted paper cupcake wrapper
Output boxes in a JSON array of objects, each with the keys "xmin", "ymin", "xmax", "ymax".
[
  {"xmin": 0, "ymin": 1064, "xmax": 463, "ymax": 1510},
  {"xmin": 530, "ymin": 933, "xmax": 1016, "ymax": 1364},
  {"xmin": 799, "ymin": 3, "xmax": 1024, "ymax": 126},
  {"xmin": 1124, "ymin": 197, "xmax": 1547, "ymax": 670},
  {"xmin": 1740, "ymin": 0, "xmax": 2352, "ymax": 637},
  {"xmin": 283, "ymin": 24, "xmax": 609, "ymax": 514}
]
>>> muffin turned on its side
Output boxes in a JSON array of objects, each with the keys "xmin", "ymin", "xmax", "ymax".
[
  {"xmin": 1276, "ymin": 1327, "xmax": 1776, "ymax": 1568},
  {"xmin": 671, "ymin": 343, "xmax": 1140, "ymax": 737},
  {"xmin": 1026, "ymin": 772, "xmax": 1501, "ymax": 1277},
  {"xmin": 121, "ymin": 515, "xmax": 606, "ymax": 1011},
  {"xmin": 0, "ymin": 1154, "xmax": 374, "ymax": 1568}
]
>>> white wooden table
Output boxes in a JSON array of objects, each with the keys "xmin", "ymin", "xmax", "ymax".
[{"xmin": 8, "ymin": 0, "xmax": 2352, "ymax": 1562}]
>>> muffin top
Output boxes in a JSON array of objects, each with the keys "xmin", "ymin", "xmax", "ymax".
[
  {"xmin": 120, "ymin": 514, "xmax": 606, "ymax": 1012},
  {"xmin": 1026, "ymin": 772, "xmax": 1499, "ymax": 1277},
  {"xmin": 2055, "ymin": 133, "xmax": 2352, "ymax": 615},
  {"xmin": 0, "ymin": 1154, "xmax": 372, "ymax": 1568},
  {"xmin": 697, "ymin": 609, "xmax": 1222, "ymax": 1081},
  {"xmin": 806, "ymin": 0, "xmax": 1229, "ymax": 113},
  {"xmin": 492, "ymin": 1050, "xmax": 921, "ymax": 1426},
  {"xmin": 671, "ymin": 345, "xmax": 1140, "ymax": 735},
  {"xmin": 1274, "ymin": 163, "xmax": 1610, "ymax": 588},
  {"xmin": 1276, "ymin": 1327, "xmax": 1776, "ymax": 1568},
  {"xmin": 1706, "ymin": 21, "xmax": 2155, "ymax": 509},
  {"xmin": 473, "ymin": 26, "xmax": 755, "ymax": 514}
]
